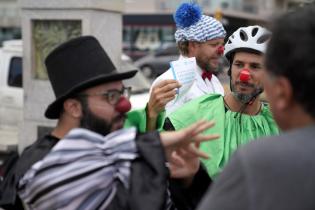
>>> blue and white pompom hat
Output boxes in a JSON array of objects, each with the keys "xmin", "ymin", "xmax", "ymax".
[{"xmin": 174, "ymin": 2, "xmax": 226, "ymax": 42}]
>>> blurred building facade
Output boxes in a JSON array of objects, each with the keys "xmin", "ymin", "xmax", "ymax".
[
  {"xmin": 124, "ymin": 0, "xmax": 314, "ymax": 14},
  {"xmin": 1, "ymin": 0, "xmax": 315, "ymax": 52},
  {"xmin": 122, "ymin": 0, "xmax": 280, "ymax": 60},
  {"xmin": 0, "ymin": 0, "xmax": 21, "ymax": 43}
]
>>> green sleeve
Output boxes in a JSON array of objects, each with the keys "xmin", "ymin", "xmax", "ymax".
[{"xmin": 124, "ymin": 106, "xmax": 166, "ymax": 133}]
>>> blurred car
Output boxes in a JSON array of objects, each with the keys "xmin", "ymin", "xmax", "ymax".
[
  {"xmin": 123, "ymin": 44, "xmax": 149, "ymax": 61},
  {"xmin": 134, "ymin": 44, "xmax": 179, "ymax": 79},
  {"xmin": 120, "ymin": 58, "xmax": 150, "ymax": 110}
]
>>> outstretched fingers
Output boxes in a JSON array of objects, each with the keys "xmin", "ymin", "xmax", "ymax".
[
  {"xmin": 160, "ymin": 120, "xmax": 219, "ymax": 149},
  {"xmin": 183, "ymin": 120, "xmax": 219, "ymax": 143},
  {"xmin": 189, "ymin": 120, "xmax": 215, "ymax": 136},
  {"xmin": 193, "ymin": 133, "xmax": 220, "ymax": 144},
  {"xmin": 186, "ymin": 144, "xmax": 209, "ymax": 159}
]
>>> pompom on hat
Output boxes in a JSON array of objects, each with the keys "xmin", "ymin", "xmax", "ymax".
[{"xmin": 173, "ymin": 2, "xmax": 226, "ymax": 42}]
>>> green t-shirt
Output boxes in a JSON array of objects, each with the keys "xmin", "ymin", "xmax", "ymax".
[{"xmin": 168, "ymin": 94, "xmax": 279, "ymax": 178}]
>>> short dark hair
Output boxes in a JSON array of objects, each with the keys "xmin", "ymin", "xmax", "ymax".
[{"xmin": 265, "ymin": 6, "xmax": 315, "ymax": 118}]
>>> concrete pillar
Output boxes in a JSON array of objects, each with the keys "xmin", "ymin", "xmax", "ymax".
[{"xmin": 19, "ymin": 0, "xmax": 124, "ymax": 151}]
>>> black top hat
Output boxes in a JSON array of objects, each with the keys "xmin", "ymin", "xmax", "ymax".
[{"xmin": 44, "ymin": 36, "xmax": 137, "ymax": 119}]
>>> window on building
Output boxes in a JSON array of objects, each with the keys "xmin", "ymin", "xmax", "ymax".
[
  {"xmin": 123, "ymin": 25, "xmax": 176, "ymax": 60},
  {"xmin": 8, "ymin": 57, "xmax": 22, "ymax": 88},
  {"xmin": 221, "ymin": 2, "xmax": 229, "ymax": 9},
  {"xmin": 0, "ymin": 27, "xmax": 21, "ymax": 47}
]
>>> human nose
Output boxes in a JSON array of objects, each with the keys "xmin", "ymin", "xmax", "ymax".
[
  {"xmin": 239, "ymin": 69, "xmax": 250, "ymax": 82},
  {"xmin": 217, "ymin": 46, "xmax": 224, "ymax": 56},
  {"xmin": 115, "ymin": 96, "xmax": 131, "ymax": 113}
]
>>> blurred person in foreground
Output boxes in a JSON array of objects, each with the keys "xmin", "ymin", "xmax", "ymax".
[
  {"xmin": 198, "ymin": 6, "xmax": 315, "ymax": 210},
  {"xmin": 144, "ymin": 2, "xmax": 226, "ymax": 131},
  {"xmin": 164, "ymin": 25, "xmax": 279, "ymax": 178},
  {"xmin": 0, "ymin": 36, "xmax": 218, "ymax": 210}
]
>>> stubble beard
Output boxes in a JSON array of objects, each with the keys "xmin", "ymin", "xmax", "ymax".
[
  {"xmin": 231, "ymin": 81, "xmax": 263, "ymax": 104},
  {"xmin": 196, "ymin": 57, "xmax": 216, "ymax": 73}
]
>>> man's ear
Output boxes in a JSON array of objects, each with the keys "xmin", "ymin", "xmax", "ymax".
[
  {"xmin": 273, "ymin": 77, "xmax": 293, "ymax": 111},
  {"xmin": 63, "ymin": 98, "xmax": 82, "ymax": 118},
  {"xmin": 188, "ymin": 41, "xmax": 199, "ymax": 55}
]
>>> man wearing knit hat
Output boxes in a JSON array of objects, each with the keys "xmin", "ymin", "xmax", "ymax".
[{"xmin": 146, "ymin": 2, "xmax": 226, "ymax": 130}]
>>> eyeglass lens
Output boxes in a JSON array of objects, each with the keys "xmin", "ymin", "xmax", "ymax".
[{"xmin": 106, "ymin": 87, "xmax": 131, "ymax": 105}]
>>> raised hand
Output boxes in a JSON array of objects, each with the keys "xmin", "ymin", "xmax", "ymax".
[
  {"xmin": 168, "ymin": 144, "xmax": 202, "ymax": 180},
  {"xmin": 159, "ymin": 120, "xmax": 219, "ymax": 187},
  {"xmin": 146, "ymin": 79, "xmax": 181, "ymax": 131},
  {"xmin": 160, "ymin": 120, "xmax": 219, "ymax": 160}
]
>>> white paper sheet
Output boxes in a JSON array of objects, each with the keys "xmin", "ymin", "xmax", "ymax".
[{"xmin": 170, "ymin": 57, "xmax": 196, "ymax": 103}]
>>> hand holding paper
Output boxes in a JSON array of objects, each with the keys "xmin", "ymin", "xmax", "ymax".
[{"xmin": 170, "ymin": 57, "xmax": 197, "ymax": 103}]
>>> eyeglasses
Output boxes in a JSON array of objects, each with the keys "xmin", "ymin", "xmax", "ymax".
[{"xmin": 78, "ymin": 86, "xmax": 132, "ymax": 105}]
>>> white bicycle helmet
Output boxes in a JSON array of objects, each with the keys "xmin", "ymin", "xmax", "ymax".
[{"xmin": 224, "ymin": 25, "xmax": 271, "ymax": 60}]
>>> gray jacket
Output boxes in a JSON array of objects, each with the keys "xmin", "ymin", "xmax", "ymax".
[{"xmin": 198, "ymin": 125, "xmax": 315, "ymax": 210}]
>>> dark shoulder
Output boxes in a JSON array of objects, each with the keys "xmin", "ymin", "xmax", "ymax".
[
  {"xmin": 15, "ymin": 134, "xmax": 59, "ymax": 178},
  {"xmin": 27, "ymin": 134, "xmax": 59, "ymax": 149}
]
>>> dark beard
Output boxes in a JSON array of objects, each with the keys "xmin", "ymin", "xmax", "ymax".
[
  {"xmin": 231, "ymin": 81, "xmax": 263, "ymax": 104},
  {"xmin": 77, "ymin": 97, "xmax": 126, "ymax": 136},
  {"xmin": 79, "ymin": 100, "xmax": 125, "ymax": 136},
  {"xmin": 80, "ymin": 106, "xmax": 112, "ymax": 136}
]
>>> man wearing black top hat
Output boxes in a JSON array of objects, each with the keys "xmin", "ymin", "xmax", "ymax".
[{"xmin": 0, "ymin": 36, "xmax": 215, "ymax": 210}]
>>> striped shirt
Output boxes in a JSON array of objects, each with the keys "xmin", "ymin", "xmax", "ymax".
[{"xmin": 18, "ymin": 127, "xmax": 138, "ymax": 210}]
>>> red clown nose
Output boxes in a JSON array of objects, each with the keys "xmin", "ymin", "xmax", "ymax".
[
  {"xmin": 239, "ymin": 69, "xmax": 250, "ymax": 82},
  {"xmin": 217, "ymin": 46, "xmax": 224, "ymax": 56},
  {"xmin": 115, "ymin": 97, "xmax": 131, "ymax": 113}
]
